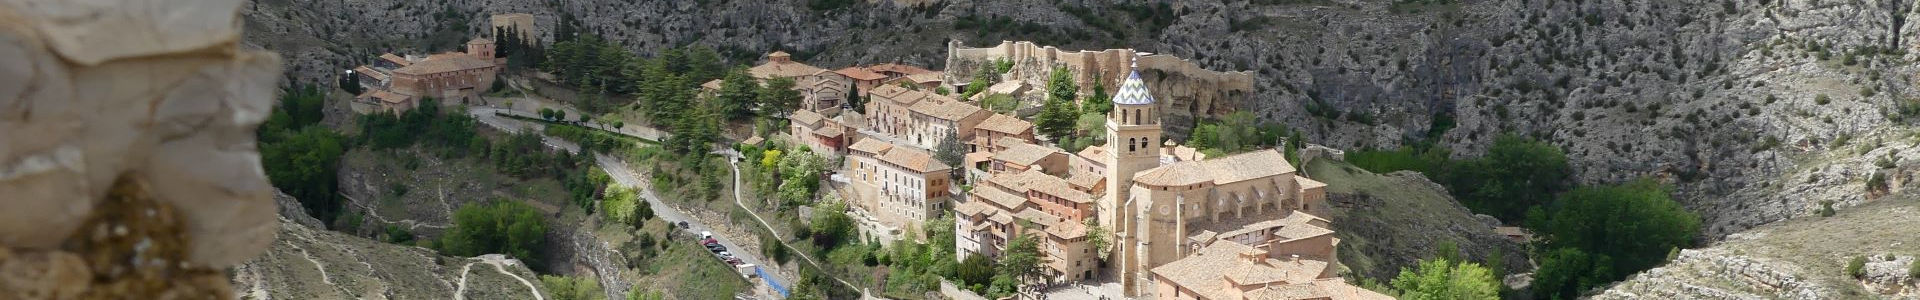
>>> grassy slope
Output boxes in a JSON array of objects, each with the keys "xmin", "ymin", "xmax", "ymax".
[
  {"xmin": 1302, "ymin": 158, "xmax": 1529, "ymax": 281},
  {"xmin": 337, "ymin": 142, "xmax": 584, "ymax": 239},
  {"xmin": 598, "ymin": 217, "xmax": 752, "ymax": 300},
  {"xmin": 235, "ymin": 217, "xmax": 540, "ymax": 299},
  {"xmin": 1602, "ymin": 194, "xmax": 1920, "ymax": 298}
]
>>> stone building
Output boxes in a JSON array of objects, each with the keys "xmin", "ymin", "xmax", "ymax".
[
  {"xmin": 955, "ymin": 169, "xmax": 1101, "ymax": 282},
  {"xmin": 1148, "ymin": 222, "xmax": 1392, "ymax": 300},
  {"xmin": 844, "ymin": 139, "xmax": 954, "ymax": 230},
  {"xmin": 946, "ymin": 40, "xmax": 1255, "ymax": 134},
  {"xmin": 970, "ymin": 113, "xmax": 1036, "ymax": 153},
  {"xmin": 748, "ymin": 51, "xmax": 849, "ymax": 115},
  {"xmin": 1089, "ymin": 65, "xmax": 1330, "ymax": 296},
  {"xmin": 788, "ymin": 109, "xmax": 846, "ymax": 155},
  {"xmin": 351, "ymin": 38, "xmax": 499, "ymax": 113},
  {"xmin": 833, "ymin": 66, "xmax": 888, "ymax": 95},
  {"xmin": 835, "ymin": 63, "xmax": 936, "ymax": 95},
  {"xmin": 865, "ymin": 84, "xmax": 995, "ymax": 150}
]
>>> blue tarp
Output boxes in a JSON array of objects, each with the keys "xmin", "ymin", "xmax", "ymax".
[{"xmin": 757, "ymin": 266, "xmax": 790, "ymax": 297}]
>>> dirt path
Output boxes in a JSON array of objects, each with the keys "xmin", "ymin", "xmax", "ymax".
[{"xmin": 455, "ymin": 254, "xmax": 545, "ymax": 300}]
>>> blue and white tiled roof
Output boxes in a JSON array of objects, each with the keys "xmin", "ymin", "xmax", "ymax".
[{"xmin": 1111, "ymin": 69, "xmax": 1154, "ymax": 105}]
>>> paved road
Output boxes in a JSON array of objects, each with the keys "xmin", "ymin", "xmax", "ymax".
[
  {"xmin": 468, "ymin": 108, "xmax": 792, "ymax": 298},
  {"xmin": 595, "ymin": 154, "xmax": 790, "ymax": 293}
]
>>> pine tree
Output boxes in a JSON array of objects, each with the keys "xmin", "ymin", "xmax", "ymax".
[{"xmin": 1035, "ymin": 67, "xmax": 1080, "ymax": 141}]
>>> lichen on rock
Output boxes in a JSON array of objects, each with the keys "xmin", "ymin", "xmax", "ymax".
[{"xmin": 0, "ymin": 0, "xmax": 281, "ymax": 269}]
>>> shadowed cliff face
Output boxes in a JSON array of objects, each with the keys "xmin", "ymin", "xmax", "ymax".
[{"xmin": 245, "ymin": 0, "xmax": 1920, "ymax": 242}]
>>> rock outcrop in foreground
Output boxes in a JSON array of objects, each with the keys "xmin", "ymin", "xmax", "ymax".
[{"xmin": 0, "ymin": 0, "xmax": 282, "ymax": 297}]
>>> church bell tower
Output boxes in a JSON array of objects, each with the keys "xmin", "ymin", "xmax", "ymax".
[{"xmin": 1102, "ymin": 57, "xmax": 1162, "ymax": 295}]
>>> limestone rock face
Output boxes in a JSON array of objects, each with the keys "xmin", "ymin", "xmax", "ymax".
[{"xmin": 0, "ymin": 0, "xmax": 282, "ymax": 269}]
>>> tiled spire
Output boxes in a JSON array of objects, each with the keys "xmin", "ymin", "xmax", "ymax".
[{"xmin": 1111, "ymin": 55, "xmax": 1154, "ymax": 105}]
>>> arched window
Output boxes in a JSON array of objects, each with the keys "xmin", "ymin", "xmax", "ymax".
[
  {"xmin": 1128, "ymin": 138, "xmax": 1137, "ymax": 152},
  {"xmin": 1133, "ymin": 109, "xmax": 1141, "ymax": 125},
  {"xmin": 1120, "ymin": 109, "xmax": 1128, "ymax": 123}
]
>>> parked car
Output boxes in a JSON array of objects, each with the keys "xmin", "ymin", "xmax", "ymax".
[
  {"xmin": 717, "ymin": 251, "xmax": 732, "ymax": 258},
  {"xmin": 702, "ymin": 238, "xmax": 719, "ymax": 246},
  {"xmin": 725, "ymin": 257, "xmax": 744, "ymax": 265},
  {"xmin": 706, "ymin": 244, "xmax": 726, "ymax": 252}
]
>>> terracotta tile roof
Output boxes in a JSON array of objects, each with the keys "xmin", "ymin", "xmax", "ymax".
[
  {"xmin": 749, "ymin": 60, "xmax": 828, "ymax": 79},
  {"xmin": 878, "ymin": 146, "xmax": 950, "ymax": 173},
  {"xmin": 834, "ymin": 67, "xmax": 888, "ymax": 81},
  {"xmin": 1133, "ymin": 149, "xmax": 1296, "ymax": 187},
  {"xmin": 965, "ymin": 151, "xmax": 994, "ymax": 166},
  {"xmin": 991, "ymin": 170, "xmax": 1090, "ymax": 204},
  {"xmin": 984, "ymin": 170, "xmax": 1041, "ymax": 193},
  {"xmin": 849, "ymin": 139, "xmax": 893, "ymax": 155},
  {"xmin": 971, "ymin": 185, "xmax": 1028, "ymax": 212},
  {"xmin": 379, "ymin": 53, "xmax": 410, "ymax": 66},
  {"xmin": 991, "ymin": 142, "xmax": 1061, "ymax": 166},
  {"xmin": 1007, "ymin": 208, "xmax": 1085, "ymax": 239},
  {"xmin": 1151, "ymin": 241, "xmax": 1335, "ymax": 300},
  {"xmin": 352, "ymin": 65, "xmax": 389, "ymax": 82},
  {"xmin": 1076, "ymin": 142, "xmax": 1108, "ymax": 159},
  {"xmin": 909, "ymin": 97, "xmax": 984, "ymax": 122},
  {"xmin": 975, "ymin": 114, "xmax": 1034, "ymax": 134},
  {"xmin": 995, "ymin": 136, "xmax": 1031, "ymax": 149},
  {"xmin": 790, "ymin": 109, "xmax": 826, "ymax": 127},
  {"xmin": 814, "ymin": 126, "xmax": 844, "ymax": 138},
  {"xmin": 1131, "ymin": 162, "xmax": 1212, "ymax": 187},
  {"xmin": 1302, "ymin": 278, "xmax": 1397, "ymax": 300},
  {"xmin": 742, "ymin": 136, "xmax": 765, "ymax": 145},
  {"xmin": 955, "ymin": 201, "xmax": 991, "ymax": 217},
  {"xmin": 1067, "ymin": 172, "xmax": 1104, "ymax": 190},
  {"xmin": 1203, "ymin": 149, "xmax": 1296, "ymax": 184},
  {"xmin": 1295, "ymin": 176, "xmax": 1327, "ymax": 190},
  {"xmin": 870, "ymin": 85, "xmax": 927, "ymax": 105},
  {"xmin": 902, "ymin": 71, "xmax": 944, "ymax": 84},
  {"xmin": 1219, "ymin": 212, "xmax": 1334, "ymax": 243},
  {"xmin": 869, "ymin": 63, "xmax": 933, "ymax": 76},
  {"xmin": 1244, "ymin": 283, "xmax": 1332, "ymax": 300},
  {"xmin": 392, "ymin": 53, "xmax": 493, "ymax": 75},
  {"xmin": 467, "ymin": 38, "xmax": 494, "ymax": 44},
  {"xmin": 987, "ymin": 210, "xmax": 1014, "ymax": 225},
  {"xmin": 359, "ymin": 90, "xmax": 412, "ymax": 104},
  {"xmin": 701, "ymin": 79, "xmax": 723, "ymax": 90}
]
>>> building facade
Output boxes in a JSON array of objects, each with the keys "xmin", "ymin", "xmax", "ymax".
[
  {"xmin": 845, "ymin": 139, "xmax": 954, "ymax": 231},
  {"xmin": 351, "ymin": 38, "xmax": 499, "ymax": 113}
]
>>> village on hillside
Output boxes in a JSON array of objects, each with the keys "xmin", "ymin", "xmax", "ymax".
[{"xmin": 339, "ymin": 13, "xmax": 1397, "ymax": 300}]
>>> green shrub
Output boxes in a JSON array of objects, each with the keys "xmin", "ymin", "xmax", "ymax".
[
  {"xmin": 1816, "ymin": 94, "xmax": 1831, "ymax": 105},
  {"xmin": 439, "ymin": 200, "xmax": 549, "ymax": 268},
  {"xmin": 1847, "ymin": 256, "xmax": 1867, "ymax": 278},
  {"xmin": 1820, "ymin": 200, "xmax": 1837, "ymax": 217},
  {"xmin": 1907, "ymin": 259, "xmax": 1919, "ymax": 280}
]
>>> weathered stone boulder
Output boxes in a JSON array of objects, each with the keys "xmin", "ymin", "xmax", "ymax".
[{"xmin": 0, "ymin": 0, "xmax": 281, "ymax": 270}]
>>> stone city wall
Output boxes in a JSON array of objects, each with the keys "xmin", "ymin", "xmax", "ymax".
[{"xmin": 946, "ymin": 40, "xmax": 1255, "ymax": 135}]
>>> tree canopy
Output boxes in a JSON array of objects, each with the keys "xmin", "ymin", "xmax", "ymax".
[
  {"xmin": 1527, "ymin": 179, "xmax": 1699, "ymax": 299},
  {"xmin": 1389, "ymin": 258, "xmax": 1501, "ymax": 300}
]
